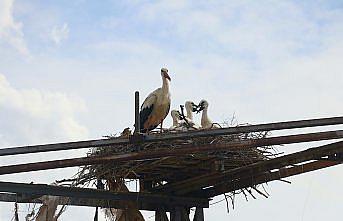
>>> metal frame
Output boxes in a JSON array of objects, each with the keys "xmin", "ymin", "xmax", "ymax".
[
  {"xmin": 0, "ymin": 91, "xmax": 342, "ymax": 221},
  {"xmin": 0, "ymin": 130, "xmax": 342, "ymax": 176},
  {"xmin": 1, "ymin": 116, "xmax": 343, "ymax": 156}
]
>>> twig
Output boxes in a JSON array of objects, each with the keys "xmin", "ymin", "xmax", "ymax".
[
  {"xmin": 14, "ymin": 200, "xmax": 19, "ymax": 221},
  {"xmin": 245, "ymin": 188, "xmax": 256, "ymax": 199},
  {"xmin": 252, "ymin": 186, "xmax": 269, "ymax": 198},
  {"xmin": 179, "ymin": 105, "xmax": 192, "ymax": 128}
]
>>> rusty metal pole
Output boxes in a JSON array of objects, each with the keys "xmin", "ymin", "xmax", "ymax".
[
  {"xmin": 2, "ymin": 116, "xmax": 343, "ymax": 156},
  {"xmin": 0, "ymin": 131, "xmax": 343, "ymax": 176},
  {"xmin": 134, "ymin": 91, "xmax": 140, "ymax": 134}
]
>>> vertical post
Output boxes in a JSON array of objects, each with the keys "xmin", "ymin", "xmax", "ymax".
[
  {"xmin": 171, "ymin": 207, "xmax": 190, "ymax": 221},
  {"xmin": 134, "ymin": 91, "xmax": 140, "ymax": 134},
  {"xmin": 170, "ymin": 207, "xmax": 182, "ymax": 221},
  {"xmin": 155, "ymin": 208, "xmax": 169, "ymax": 221},
  {"xmin": 193, "ymin": 207, "xmax": 204, "ymax": 221}
]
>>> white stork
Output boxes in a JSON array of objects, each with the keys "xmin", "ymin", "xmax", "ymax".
[
  {"xmin": 198, "ymin": 99, "xmax": 219, "ymax": 129},
  {"xmin": 184, "ymin": 101, "xmax": 200, "ymax": 129},
  {"xmin": 185, "ymin": 101, "xmax": 197, "ymax": 121},
  {"xmin": 169, "ymin": 110, "xmax": 183, "ymax": 130},
  {"xmin": 140, "ymin": 68, "xmax": 171, "ymax": 133},
  {"xmin": 169, "ymin": 109, "xmax": 198, "ymax": 131}
]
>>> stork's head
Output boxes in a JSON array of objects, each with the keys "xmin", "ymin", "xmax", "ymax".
[
  {"xmin": 161, "ymin": 68, "xmax": 171, "ymax": 81},
  {"xmin": 197, "ymin": 99, "xmax": 209, "ymax": 112},
  {"xmin": 185, "ymin": 101, "xmax": 198, "ymax": 112}
]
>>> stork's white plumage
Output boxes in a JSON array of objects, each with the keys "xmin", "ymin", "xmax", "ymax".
[
  {"xmin": 140, "ymin": 68, "xmax": 171, "ymax": 133},
  {"xmin": 198, "ymin": 99, "xmax": 219, "ymax": 129},
  {"xmin": 169, "ymin": 109, "xmax": 197, "ymax": 131},
  {"xmin": 184, "ymin": 101, "xmax": 200, "ymax": 129},
  {"xmin": 185, "ymin": 101, "xmax": 197, "ymax": 120},
  {"xmin": 169, "ymin": 110, "xmax": 183, "ymax": 130}
]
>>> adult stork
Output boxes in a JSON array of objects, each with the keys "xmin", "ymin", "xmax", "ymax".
[
  {"xmin": 139, "ymin": 68, "xmax": 171, "ymax": 133},
  {"xmin": 198, "ymin": 99, "xmax": 219, "ymax": 129}
]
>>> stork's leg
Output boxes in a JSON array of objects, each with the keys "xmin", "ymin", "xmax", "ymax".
[{"xmin": 160, "ymin": 121, "xmax": 164, "ymax": 133}]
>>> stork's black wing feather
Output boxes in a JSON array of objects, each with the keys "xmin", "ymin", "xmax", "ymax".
[
  {"xmin": 140, "ymin": 104, "xmax": 154, "ymax": 132},
  {"xmin": 143, "ymin": 102, "xmax": 170, "ymax": 132}
]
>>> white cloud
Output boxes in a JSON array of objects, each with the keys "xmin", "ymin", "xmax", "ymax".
[
  {"xmin": 0, "ymin": 0, "xmax": 29, "ymax": 56},
  {"xmin": 0, "ymin": 1, "xmax": 343, "ymax": 220},
  {"xmin": 0, "ymin": 74, "xmax": 88, "ymax": 145},
  {"xmin": 0, "ymin": 74, "xmax": 90, "ymax": 221},
  {"xmin": 51, "ymin": 23, "xmax": 69, "ymax": 45}
]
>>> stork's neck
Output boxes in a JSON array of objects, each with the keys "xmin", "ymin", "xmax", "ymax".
[
  {"xmin": 201, "ymin": 107, "xmax": 210, "ymax": 123},
  {"xmin": 186, "ymin": 108, "xmax": 193, "ymax": 120},
  {"xmin": 172, "ymin": 117, "xmax": 179, "ymax": 126},
  {"xmin": 162, "ymin": 77, "xmax": 170, "ymax": 93}
]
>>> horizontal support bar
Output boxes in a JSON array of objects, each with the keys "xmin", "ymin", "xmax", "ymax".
[
  {"xmin": 0, "ymin": 182, "xmax": 209, "ymax": 209},
  {"xmin": 157, "ymin": 140, "xmax": 343, "ymax": 194},
  {"xmin": 201, "ymin": 160, "xmax": 341, "ymax": 197},
  {"xmin": 1, "ymin": 116, "xmax": 343, "ymax": 156},
  {"xmin": 3, "ymin": 161, "xmax": 338, "ymax": 209},
  {"xmin": 0, "ymin": 130, "xmax": 342, "ymax": 176},
  {"xmin": 0, "ymin": 193, "xmax": 190, "ymax": 211}
]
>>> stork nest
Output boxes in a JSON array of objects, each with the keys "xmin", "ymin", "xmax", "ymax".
[{"xmin": 71, "ymin": 125, "xmax": 278, "ymax": 192}]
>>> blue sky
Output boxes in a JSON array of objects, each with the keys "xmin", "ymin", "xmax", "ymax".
[{"xmin": 0, "ymin": 0, "xmax": 343, "ymax": 220}]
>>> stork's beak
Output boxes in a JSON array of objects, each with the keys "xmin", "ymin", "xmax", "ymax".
[
  {"xmin": 177, "ymin": 111, "xmax": 182, "ymax": 120},
  {"xmin": 196, "ymin": 103, "xmax": 205, "ymax": 113},
  {"xmin": 191, "ymin": 103, "xmax": 198, "ymax": 112},
  {"xmin": 164, "ymin": 72, "xmax": 171, "ymax": 81}
]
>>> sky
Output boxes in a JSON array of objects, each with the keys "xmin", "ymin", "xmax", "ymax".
[{"xmin": 0, "ymin": 0, "xmax": 343, "ymax": 220}]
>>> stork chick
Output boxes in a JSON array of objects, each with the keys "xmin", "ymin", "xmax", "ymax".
[
  {"xmin": 169, "ymin": 110, "xmax": 183, "ymax": 130},
  {"xmin": 198, "ymin": 99, "xmax": 219, "ymax": 129},
  {"xmin": 185, "ymin": 101, "xmax": 198, "ymax": 121},
  {"xmin": 184, "ymin": 101, "xmax": 200, "ymax": 129},
  {"xmin": 140, "ymin": 68, "xmax": 171, "ymax": 133}
]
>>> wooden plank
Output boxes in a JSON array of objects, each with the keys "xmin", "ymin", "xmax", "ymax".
[
  {"xmin": 0, "ymin": 138, "xmax": 128, "ymax": 156},
  {"xmin": 2, "ymin": 161, "xmax": 338, "ymax": 211},
  {"xmin": 0, "ymin": 130, "xmax": 343, "ymax": 176},
  {"xmin": 193, "ymin": 207, "xmax": 204, "ymax": 221},
  {"xmin": 0, "ymin": 192, "xmax": 158, "ymax": 211},
  {"xmin": 170, "ymin": 207, "xmax": 182, "ymax": 221},
  {"xmin": 203, "ymin": 160, "xmax": 341, "ymax": 197},
  {"xmin": 155, "ymin": 208, "xmax": 169, "ymax": 221},
  {"xmin": 0, "ymin": 193, "xmax": 185, "ymax": 212},
  {"xmin": 1, "ymin": 116, "xmax": 343, "ymax": 156},
  {"xmin": 157, "ymin": 140, "xmax": 343, "ymax": 195},
  {"xmin": 0, "ymin": 181, "xmax": 209, "ymax": 209}
]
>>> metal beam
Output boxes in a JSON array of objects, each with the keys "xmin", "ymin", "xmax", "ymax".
[
  {"xmin": 0, "ymin": 193, "xmax": 189, "ymax": 212},
  {"xmin": 202, "ymin": 160, "xmax": 341, "ymax": 197},
  {"xmin": 2, "ymin": 161, "xmax": 339, "ymax": 210},
  {"xmin": 1, "ymin": 116, "xmax": 343, "ymax": 156},
  {"xmin": 193, "ymin": 207, "xmax": 204, "ymax": 221},
  {"xmin": 0, "ymin": 138, "xmax": 128, "ymax": 157},
  {"xmin": 0, "ymin": 181, "xmax": 209, "ymax": 210},
  {"xmin": 134, "ymin": 91, "xmax": 141, "ymax": 134},
  {"xmin": 0, "ymin": 131, "xmax": 342, "ymax": 176},
  {"xmin": 157, "ymin": 140, "xmax": 343, "ymax": 194},
  {"xmin": 0, "ymin": 130, "xmax": 342, "ymax": 176}
]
